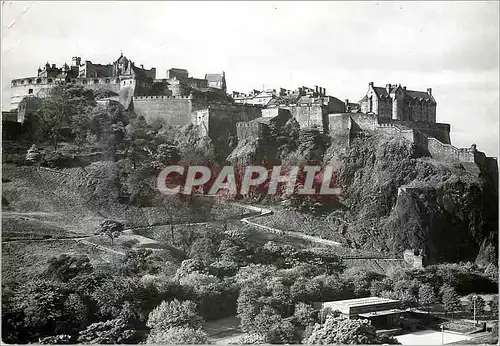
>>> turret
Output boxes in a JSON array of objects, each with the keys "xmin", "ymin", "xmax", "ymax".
[{"xmin": 72, "ymin": 56, "xmax": 81, "ymax": 67}]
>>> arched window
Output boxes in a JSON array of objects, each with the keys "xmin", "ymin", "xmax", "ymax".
[
  {"xmin": 36, "ymin": 78, "xmax": 42, "ymax": 84},
  {"xmin": 105, "ymin": 79, "xmax": 110, "ymax": 84}
]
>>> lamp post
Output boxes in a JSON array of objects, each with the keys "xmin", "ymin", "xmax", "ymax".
[{"xmin": 473, "ymin": 294, "xmax": 477, "ymax": 325}]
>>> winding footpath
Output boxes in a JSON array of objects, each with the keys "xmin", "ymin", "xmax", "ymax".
[{"xmin": 233, "ymin": 202, "xmax": 343, "ymax": 247}]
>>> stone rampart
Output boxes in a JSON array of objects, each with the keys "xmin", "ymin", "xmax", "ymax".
[
  {"xmin": 287, "ymin": 105, "xmax": 327, "ymax": 132},
  {"xmin": 132, "ymin": 96, "xmax": 193, "ymax": 126}
]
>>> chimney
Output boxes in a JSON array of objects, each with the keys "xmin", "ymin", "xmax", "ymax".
[
  {"xmin": 427, "ymin": 88, "xmax": 432, "ymax": 95},
  {"xmin": 52, "ymin": 64, "xmax": 56, "ymax": 69},
  {"xmin": 322, "ymin": 87, "xmax": 326, "ymax": 96},
  {"xmin": 386, "ymin": 84, "xmax": 391, "ymax": 93},
  {"xmin": 298, "ymin": 87, "xmax": 303, "ymax": 96},
  {"xmin": 369, "ymin": 82, "xmax": 374, "ymax": 87},
  {"xmin": 315, "ymin": 85, "xmax": 319, "ymax": 95},
  {"xmin": 403, "ymin": 86, "xmax": 407, "ymax": 91},
  {"xmin": 140, "ymin": 64, "xmax": 144, "ymax": 69}
]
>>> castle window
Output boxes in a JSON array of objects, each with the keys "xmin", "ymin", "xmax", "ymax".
[
  {"xmin": 20, "ymin": 80, "xmax": 24, "ymax": 85},
  {"xmin": 93, "ymin": 79, "xmax": 99, "ymax": 84},
  {"xmin": 123, "ymin": 81, "xmax": 126, "ymax": 85},
  {"xmin": 28, "ymin": 79, "xmax": 33, "ymax": 84},
  {"xmin": 36, "ymin": 78, "xmax": 42, "ymax": 84},
  {"xmin": 47, "ymin": 78, "xmax": 53, "ymax": 83},
  {"xmin": 130, "ymin": 80, "xmax": 133, "ymax": 84},
  {"xmin": 105, "ymin": 79, "xmax": 110, "ymax": 84},
  {"xmin": 28, "ymin": 89, "xmax": 33, "ymax": 94}
]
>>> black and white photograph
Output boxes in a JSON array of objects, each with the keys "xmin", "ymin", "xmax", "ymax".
[{"xmin": 1, "ymin": 1, "xmax": 499, "ymax": 344}]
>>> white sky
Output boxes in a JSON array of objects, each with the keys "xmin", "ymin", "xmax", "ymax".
[{"xmin": 2, "ymin": 1, "xmax": 499, "ymax": 156}]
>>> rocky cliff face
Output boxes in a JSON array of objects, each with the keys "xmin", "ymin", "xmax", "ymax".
[
  {"xmin": 327, "ymin": 133, "xmax": 498, "ymax": 264},
  {"xmin": 227, "ymin": 129, "xmax": 498, "ymax": 264}
]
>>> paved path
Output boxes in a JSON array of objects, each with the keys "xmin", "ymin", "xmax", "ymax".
[{"xmin": 232, "ymin": 202, "xmax": 342, "ymax": 247}]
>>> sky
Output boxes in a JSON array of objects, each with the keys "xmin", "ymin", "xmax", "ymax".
[{"xmin": 2, "ymin": 1, "xmax": 499, "ymax": 156}]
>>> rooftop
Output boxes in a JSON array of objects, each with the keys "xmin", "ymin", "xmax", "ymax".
[{"xmin": 320, "ymin": 297, "xmax": 400, "ymax": 308}]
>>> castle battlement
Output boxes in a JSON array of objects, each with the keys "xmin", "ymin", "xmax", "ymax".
[
  {"xmin": 134, "ymin": 95, "xmax": 193, "ymax": 100},
  {"xmin": 206, "ymin": 103, "xmax": 264, "ymax": 110}
]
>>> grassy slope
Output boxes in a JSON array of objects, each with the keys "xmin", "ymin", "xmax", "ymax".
[{"xmin": 1, "ymin": 162, "xmax": 249, "ymax": 283}]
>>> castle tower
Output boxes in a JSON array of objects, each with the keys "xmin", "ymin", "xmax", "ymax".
[{"xmin": 72, "ymin": 57, "xmax": 81, "ymax": 67}]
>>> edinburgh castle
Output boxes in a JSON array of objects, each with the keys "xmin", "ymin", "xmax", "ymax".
[{"xmin": 4, "ymin": 53, "xmax": 497, "ymax": 173}]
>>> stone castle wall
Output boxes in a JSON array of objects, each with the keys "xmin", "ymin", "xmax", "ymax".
[
  {"xmin": 379, "ymin": 119, "xmax": 450, "ymax": 144},
  {"xmin": 204, "ymin": 104, "xmax": 263, "ymax": 141},
  {"xmin": 10, "ymin": 76, "xmax": 123, "ymax": 110},
  {"xmin": 287, "ymin": 105, "xmax": 327, "ymax": 132},
  {"xmin": 328, "ymin": 112, "xmax": 479, "ymax": 166},
  {"xmin": 10, "ymin": 79, "xmax": 52, "ymax": 110},
  {"xmin": 132, "ymin": 96, "xmax": 194, "ymax": 127}
]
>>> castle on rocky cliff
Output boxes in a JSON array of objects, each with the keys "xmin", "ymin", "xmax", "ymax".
[{"xmin": 4, "ymin": 53, "xmax": 497, "ymax": 174}]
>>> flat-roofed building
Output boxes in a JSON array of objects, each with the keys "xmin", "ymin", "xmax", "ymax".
[{"xmin": 314, "ymin": 297, "xmax": 404, "ymax": 331}]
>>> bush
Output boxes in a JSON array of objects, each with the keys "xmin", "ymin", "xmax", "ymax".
[{"xmin": 41, "ymin": 151, "xmax": 74, "ymax": 168}]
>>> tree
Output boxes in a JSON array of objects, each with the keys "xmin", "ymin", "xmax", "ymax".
[
  {"xmin": 174, "ymin": 258, "xmax": 207, "ymax": 281},
  {"xmin": 146, "ymin": 299, "xmax": 204, "ymax": 332},
  {"xmin": 35, "ymin": 85, "xmax": 95, "ymax": 149},
  {"xmin": 44, "ymin": 254, "xmax": 93, "ymax": 282},
  {"xmin": 10, "ymin": 280, "xmax": 72, "ymax": 341},
  {"xmin": 179, "ymin": 272, "xmax": 220, "ymax": 291},
  {"xmin": 236, "ymin": 333, "xmax": 266, "ymax": 345},
  {"xmin": 341, "ymin": 267, "xmax": 380, "ymax": 297},
  {"xmin": 77, "ymin": 318, "xmax": 138, "ymax": 344},
  {"xmin": 370, "ymin": 278, "xmax": 394, "ymax": 297},
  {"xmin": 303, "ymin": 315, "xmax": 399, "ymax": 344},
  {"xmin": 467, "ymin": 295, "xmax": 485, "ymax": 316},
  {"xmin": 39, "ymin": 334, "xmax": 72, "ymax": 344},
  {"xmin": 442, "ymin": 288, "xmax": 461, "ymax": 319},
  {"xmin": 146, "ymin": 327, "xmax": 209, "ymax": 344},
  {"xmin": 266, "ymin": 320, "xmax": 296, "ymax": 344},
  {"xmin": 91, "ymin": 277, "xmax": 157, "ymax": 321},
  {"xmin": 237, "ymin": 282, "xmax": 269, "ymax": 333},
  {"xmin": 293, "ymin": 302, "xmax": 318, "ymax": 328},
  {"xmin": 252, "ymin": 306, "xmax": 282, "ymax": 334},
  {"xmin": 489, "ymin": 295, "xmax": 498, "ymax": 317},
  {"xmin": 120, "ymin": 249, "xmax": 162, "ymax": 276},
  {"xmin": 95, "ymin": 219, "xmax": 125, "ymax": 245},
  {"xmin": 418, "ymin": 284, "xmax": 436, "ymax": 313}
]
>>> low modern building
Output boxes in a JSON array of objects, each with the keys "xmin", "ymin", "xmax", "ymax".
[{"xmin": 314, "ymin": 297, "xmax": 404, "ymax": 330}]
